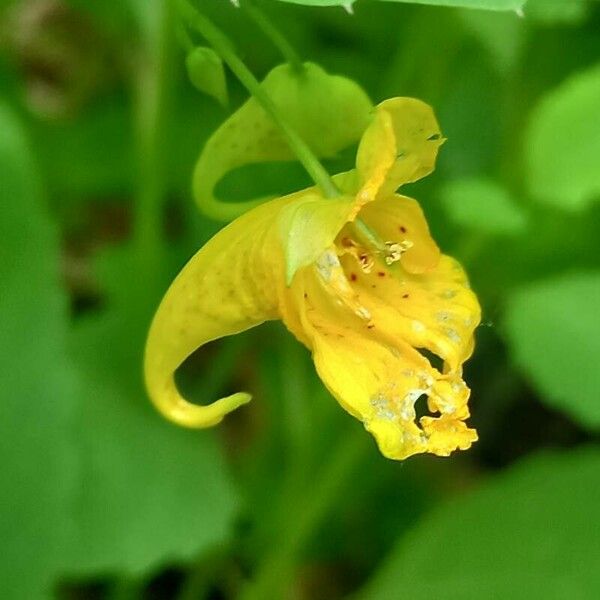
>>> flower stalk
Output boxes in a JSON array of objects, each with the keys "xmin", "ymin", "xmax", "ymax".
[{"xmin": 243, "ymin": 1, "xmax": 305, "ymax": 75}]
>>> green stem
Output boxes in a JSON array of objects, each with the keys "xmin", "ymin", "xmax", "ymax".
[
  {"xmin": 177, "ymin": 0, "xmax": 340, "ymax": 199},
  {"xmin": 239, "ymin": 429, "xmax": 369, "ymax": 600},
  {"xmin": 132, "ymin": 0, "xmax": 174, "ymax": 287},
  {"xmin": 352, "ymin": 218, "xmax": 388, "ymax": 254},
  {"xmin": 243, "ymin": 1, "xmax": 304, "ymax": 74}
]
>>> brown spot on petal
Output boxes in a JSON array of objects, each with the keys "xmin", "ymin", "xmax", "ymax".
[
  {"xmin": 350, "ymin": 273, "xmax": 357, "ymax": 281},
  {"xmin": 399, "ymin": 225, "xmax": 407, "ymax": 233},
  {"xmin": 402, "ymin": 293, "xmax": 409, "ymax": 299},
  {"xmin": 377, "ymin": 271, "xmax": 386, "ymax": 277}
]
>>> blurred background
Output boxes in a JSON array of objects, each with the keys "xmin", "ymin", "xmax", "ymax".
[{"xmin": 1, "ymin": 0, "xmax": 599, "ymax": 598}]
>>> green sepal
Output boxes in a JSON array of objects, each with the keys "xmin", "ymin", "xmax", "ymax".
[{"xmin": 279, "ymin": 192, "xmax": 354, "ymax": 285}]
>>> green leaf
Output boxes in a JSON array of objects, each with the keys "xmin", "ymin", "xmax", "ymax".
[
  {"xmin": 0, "ymin": 103, "xmax": 239, "ymax": 582},
  {"xmin": 279, "ymin": 194, "xmax": 354, "ymax": 284},
  {"xmin": 383, "ymin": 0, "xmax": 526, "ymax": 11},
  {"xmin": 64, "ymin": 245, "xmax": 241, "ymax": 575},
  {"xmin": 526, "ymin": 62, "xmax": 600, "ymax": 210},
  {"xmin": 276, "ymin": 0, "xmax": 524, "ymax": 8},
  {"xmin": 376, "ymin": 0, "xmax": 525, "ymax": 10},
  {"xmin": 273, "ymin": 0, "xmax": 356, "ymax": 6},
  {"xmin": 359, "ymin": 447, "xmax": 600, "ymax": 599},
  {"xmin": 0, "ymin": 103, "xmax": 76, "ymax": 600},
  {"xmin": 193, "ymin": 62, "xmax": 372, "ymax": 220},
  {"xmin": 440, "ymin": 177, "xmax": 528, "ymax": 235},
  {"xmin": 503, "ymin": 271, "xmax": 600, "ymax": 430},
  {"xmin": 186, "ymin": 46, "xmax": 228, "ymax": 107}
]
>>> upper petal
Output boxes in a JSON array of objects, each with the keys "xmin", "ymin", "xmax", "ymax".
[{"xmin": 355, "ymin": 98, "xmax": 445, "ymax": 207}]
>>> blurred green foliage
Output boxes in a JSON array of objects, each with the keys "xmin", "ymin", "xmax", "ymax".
[
  {"xmin": 504, "ymin": 272, "xmax": 600, "ymax": 429},
  {"xmin": 0, "ymin": 0, "xmax": 599, "ymax": 599},
  {"xmin": 526, "ymin": 63, "xmax": 600, "ymax": 209},
  {"xmin": 0, "ymin": 99, "xmax": 77, "ymax": 600},
  {"xmin": 360, "ymin": 447, "xmax": 600, "ymax": 599}
]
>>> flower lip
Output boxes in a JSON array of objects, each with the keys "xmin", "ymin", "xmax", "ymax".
[{"xmin": 297, "ymin": 190, "xmax": 480, "ymax": 459}]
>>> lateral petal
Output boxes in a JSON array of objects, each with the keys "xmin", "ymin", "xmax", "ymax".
[
  {"xmin": 291, "ymin": 262, "xmax": 477, "ymax": 460},
  {"xmin": 344, "ymin": 252, "xmax": 480, "ymax": 373},
  {"xmin": 283, "ymin": 195, "xmax": 480, "ymax": 459},
  {"xmin": 355, "ymin": 98, "xmax": 445, "ymax": 207},
  {"xmin": 347, "ymin": 194, "xmax": 480, "ymax": 372}
]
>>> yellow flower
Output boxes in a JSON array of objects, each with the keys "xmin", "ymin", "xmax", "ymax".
[{"xmin": 144, "ymin": 98, "xmax": 481, "ymax": 460}]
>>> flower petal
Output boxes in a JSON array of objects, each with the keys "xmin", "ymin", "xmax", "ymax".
[
  {"xmin": 313, "ymin": 328, "xmax": 478, "ymax": 460},
  {"xmin": 344, "ymin": 252, "xmax": 480, "ymax": 373},
  {"xmin": 290, "ymin": 261, "xmax": 477, "ymax": 460},
  {"xmin": 144, "ymin": 198, "xmax": 289, "ymax": 427},
  {"xmin": 354, "ymin": 107, "xmax": 397, "ymax": 210},
  {"xmin": 356, "ymin": 98, "xmax": 445, "ymax": 206},
  {"xmin": 345, "ymin": 194, "xmax": 479, "ymax": 372},
  {"xmin": 283, "ymin": 203, "xmax": 480, "ymax": 459}
]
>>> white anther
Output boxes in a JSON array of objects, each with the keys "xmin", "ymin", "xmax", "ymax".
[{"xmin": 384, "ymin": 240, "xmax": 413, "ymax": 265}]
